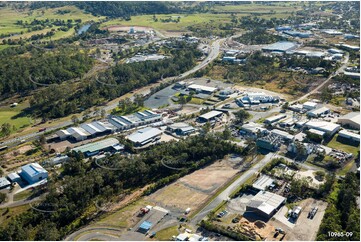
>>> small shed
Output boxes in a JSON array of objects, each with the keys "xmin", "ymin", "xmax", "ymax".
[{"xmin": 138, "ymin": 221, "xmax": 152, "ymax": 234}]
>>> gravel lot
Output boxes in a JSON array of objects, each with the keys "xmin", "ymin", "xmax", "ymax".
[{"xmin": 270, "ymin": 198, "xmax": 328, "ymax": 241}]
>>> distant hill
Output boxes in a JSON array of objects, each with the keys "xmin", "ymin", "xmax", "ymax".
[{"xmin": 30, "ymin": 1, "xmax": 178, "ymax": 18}]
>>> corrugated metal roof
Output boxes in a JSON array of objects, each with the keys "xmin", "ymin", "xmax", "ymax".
[
  {"xmin": 127, "ymin": 127, "xmax": 162, "ymax": 144},
  {"xmin": 199, "ymin": 110, "xmax": 223, "ymax": 120},
  {"xmin": 21, "ymin": 163, "xmax": 47, "ymax": 177},
  {"xmin": 72, "ymin": 138, "xmax": 121, "ymax": 153}
]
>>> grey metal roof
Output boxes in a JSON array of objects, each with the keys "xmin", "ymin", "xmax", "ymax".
[
  {"xmin": 0, "ymin": 177, "xmax": 10, "ymax": 187},
  {"xmin": 262, "ymin": 41, "xmax": 298, "ymax": 52},
  {"xmin": 128, "ymin": 127, "xmax": 162, "ymax": 144},
  {"xmin": 72, "ymin": 138, "xmax": 121, "ymax": 153}
]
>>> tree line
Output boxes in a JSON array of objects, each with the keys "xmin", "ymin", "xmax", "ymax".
[
  {"xmin": 0, "ymin": 134, "xmax": 243, "ymax": 240},
  {"xmin": 317, "ymin": 172, "xmax": 360, "ymax": 241}
]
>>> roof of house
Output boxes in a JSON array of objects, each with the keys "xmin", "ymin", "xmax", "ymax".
[
  {"xmin": 72, "ymin": 138, "xmax": 122, "ymax": 153},
  {"xmin": 127, "ymin": 127, "xmax": 162, "ymax": 144}
]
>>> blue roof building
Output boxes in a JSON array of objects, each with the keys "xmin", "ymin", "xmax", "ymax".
[
  {"xmin": 138, "ymin": 221, "xmax": 152, "ymax": 233},
  {"xmin": 20, "ymin": 163, "xmax": 48, "ymax": 184}
]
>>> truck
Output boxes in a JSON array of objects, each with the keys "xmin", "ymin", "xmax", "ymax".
[
  {"xmin": 139, "ymin": 207, "xmax": 150, "ymax": 215},
  {"xmin": 185, "ymin": 208, "xmax": 191, "ymax": 215},
  {"xmin": 290, "ymin": 206, "xmax": 302, "ymax": 218},
  {"xmin": 308, "ymin": 207, "xmax": 318, "ymax": 219}
]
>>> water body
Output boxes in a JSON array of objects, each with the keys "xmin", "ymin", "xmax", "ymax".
[{"xmin": 77, "ymin": 24, "xmax": 92, "ymax": 35}]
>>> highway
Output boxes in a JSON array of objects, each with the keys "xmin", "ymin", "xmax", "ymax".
[
  {"xmin": 190, "ymin": 152, "xmax": 278, "ymax": 226},
  {"xmin": 0, "ymin": 37, "xmax": 225, "ymax": 148}
]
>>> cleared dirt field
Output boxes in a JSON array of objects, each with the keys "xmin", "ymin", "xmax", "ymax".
[{"xmin": 145, "ymin": 158, "xmax": 242, "ymax": 213}]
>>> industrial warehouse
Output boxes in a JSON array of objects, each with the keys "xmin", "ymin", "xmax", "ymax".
[
  {"xmin": 72, "ymin": 138, "xmax": 124, "ymax": 157},
  {"xmin": 246, "ymin": 191, "xmax": 286, "ymax": 219},
  {"xmin": 127, "ymin": 127, "xmax": 162, "ymax": 147}
]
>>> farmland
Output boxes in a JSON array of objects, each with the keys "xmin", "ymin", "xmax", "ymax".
[
  {"xmin": 0, "ymin": 5, "xmax": 103, "ymax": 42},
  {"xmin": 101, "ymin": 13, "xmax": 235, "ymax": 36}
]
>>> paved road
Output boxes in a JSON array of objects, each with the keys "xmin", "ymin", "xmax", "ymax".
[
  {"xmin": 190, "ymin": 152, "xmax": 278, "ymax": 225},
  {"xmin": 65, "ymin": 227, "xmax": 124, "ymax": 241},
  {"xmin": 293, "ymin": 52, "xmax": 349, "ymax": 103}
]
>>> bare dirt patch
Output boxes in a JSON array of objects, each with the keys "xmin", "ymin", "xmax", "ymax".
[{"xmin": 145, "ymin": 158, "xmax": 241, "ymax": 213}]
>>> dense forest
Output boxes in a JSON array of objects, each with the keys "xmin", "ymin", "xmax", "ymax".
[
  {"xmin": 317, "ymin": 172, "xmax": 360, "ymax": 241},
  {"xmin": 0, "ymin": 48, "xmax": 93, "ymax": 97},
  {"xmin": 0, "ymin": 134, "xmax": 243, "ymax": 240},
  {"xmin": 28, "ymin": 42, "xmax": 201, "ymax": 119}
]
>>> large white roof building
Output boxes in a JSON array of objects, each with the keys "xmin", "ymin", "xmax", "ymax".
[
  {"xmin": 305, "ymin": 120, "xmax": 341, "ymax": 136},
  {"xmin": 246, "ymin": 191, "xmax": 286, "ymax": 218},
  {"xmin": 338, "ymin": 112, "xmax": 360, "ymax": 130},
  {"xmin": 127, "ymin": 127, "xmax": 162, "ymax": 147}
]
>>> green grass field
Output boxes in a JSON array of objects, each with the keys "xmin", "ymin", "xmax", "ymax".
[
  {"xmin": 212, "ymin": 3, "xmax": 302, "ymax": 13},
  {"xmin": 101, "ymin": 13, "xmax": 234, "ymax": 33},
  {"xmin": 0, "ymin": 101, "xmax": 33, "ymax": 134},
  {"xmin": 13, "ymin": 189, "xmax": 33, "ymax": 201},
  {"xmin": 0, "ymin": 6, "xmax": 103, "ymax": 43},
  {"xmin": 0, "ymin": 204, "xmax": 30, "ymax": 226},
  {"xmin": 327, "ymin": 134, "xmax": 359, "ymax": 155},
  {"xmin": 155, "ymin": 225, "xmax": 178, "ymax": 241}
]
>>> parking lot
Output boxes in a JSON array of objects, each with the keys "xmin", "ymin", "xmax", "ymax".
[{"xmin": 144, "ymin": 85, "xmax": 179, "ymax": 108}]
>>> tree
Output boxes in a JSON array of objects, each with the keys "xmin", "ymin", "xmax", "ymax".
[
  {"xmin": 234, "ymin": 110, "xmax": 250, "ymax": 124},
  {"xmin": 101, "ymin": 109, "xmax": 106, "ymax": 119},
  {"xmin": 71, "ymin": 115, "xmax": 79, "ymax": 124},
  {"xmin": 0, "ymin": 123, "xmax": 11, "ymax": 137},
  {"xmin": 222, "ymin": 125, "xmax": 232, "ymax": 140},
  {"xmin": 0, "ymin": 193, "xmax": 6, "ymax": 204},
  {"xmin": 320, "ymin": 88, "xmax": 332, "ymax": 102}
]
